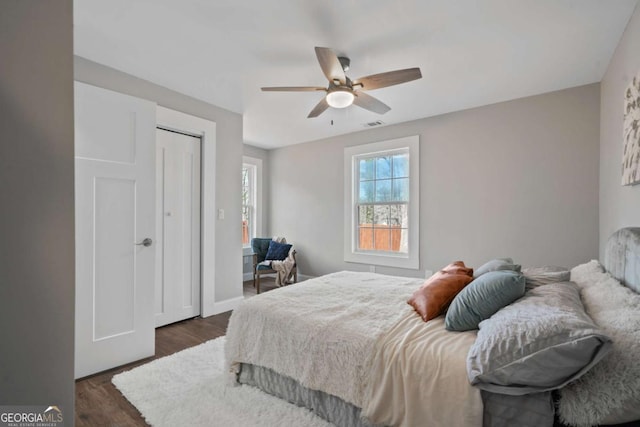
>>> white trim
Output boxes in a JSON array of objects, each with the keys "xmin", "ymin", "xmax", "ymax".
[
  {"xmin": 156, "ymin": 106, "xmax": 218, "ymax": 317},
  {"xmin": 211, "ymin": 296, "xmax": 244, "ymax": 315},
  {"xmin": 344, "ymin": 135, "xmax": 420, "ymax": 270},
  {"xmin": 242, "ymin": 272, "xmax": 254, "ymax": 282},
  {"xmin": 297, "ymin": 274, "xmax": 315, "ymax": 282},
  {"xmin": 242, "ymin": 156, "xmax": 263, "ymax": 255}
]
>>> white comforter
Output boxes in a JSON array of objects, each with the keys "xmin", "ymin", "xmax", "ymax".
[{"xmin": 225, "ymin": 271, "xmax": 482, "ymax": 426}]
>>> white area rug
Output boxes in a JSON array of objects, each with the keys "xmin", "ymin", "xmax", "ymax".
[{"xmin": 112, "ymin": 337, "xmax": 332, "ymax": 427}]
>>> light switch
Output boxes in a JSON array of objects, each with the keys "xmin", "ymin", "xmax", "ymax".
[{"xmin": 218, "ymin": 209, "xmax": 224, "ymax": 220}]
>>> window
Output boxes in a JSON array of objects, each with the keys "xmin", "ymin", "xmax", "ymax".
[
  {"xmin": 242, "ymin": 164, "xmax": 255, "ymax": 246},
  {"xmin": 357, "ymin": 151, "xmax": 409, "ymax": 253},
  {"xmin": 344, "ymin": 136, "xmax": 419, "ymax": 269},
  {"xmin": 242, "ymin": 156, "xmax": 262, "ymax": 250}
]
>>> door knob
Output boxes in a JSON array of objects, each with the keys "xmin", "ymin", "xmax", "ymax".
[{"xmin": 135, "ymin": 238, "xmax": 153, "ymax": 247}]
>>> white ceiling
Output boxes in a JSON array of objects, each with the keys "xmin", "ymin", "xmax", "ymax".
[{"xmin": 74, "ymin": 0, "xmax": 638, "ymax": 149}]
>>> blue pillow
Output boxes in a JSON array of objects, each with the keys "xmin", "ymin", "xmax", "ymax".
[
  {"xmin": 445, "ymin": 270, "xmax": 525, "ymax": 331},
  {"xmin": 474, "ymin": 258, "xmax": 521, "ymax": 278},
  {"xmin": 264, "ymin": 240, "xmax": 292, "ymax": 261}
]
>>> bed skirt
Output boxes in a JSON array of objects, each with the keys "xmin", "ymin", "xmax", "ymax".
[{"xmin": 238, "ymin": 363, "xmax": 382, "ymax": 427}]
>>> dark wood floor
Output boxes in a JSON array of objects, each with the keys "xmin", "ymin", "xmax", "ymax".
[{"xmin": 75, "ymin": 278, "xmax": 277, "ymax": 427}]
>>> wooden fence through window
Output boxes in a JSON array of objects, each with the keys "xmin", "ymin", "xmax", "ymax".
[
  {"xmin": 359, "ymin": 224, "xmax": 402, "ymax": 252},
  {"xmin": 242, "ymin": 220, "xmax": 250, "ymax": 245}
]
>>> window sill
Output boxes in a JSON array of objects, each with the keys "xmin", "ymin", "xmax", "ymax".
[{"xmin": 344, "ymin": 250, "xmax": 418, "ymax": 270}]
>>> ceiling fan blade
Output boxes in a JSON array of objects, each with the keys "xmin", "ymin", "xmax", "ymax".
[
  {"xmin": 307, "ymin": 97, "xmax": 330, "ymax": 118},
  {"xmin": 261, "ymin": 86, "xmax": 326, "ymax": 92},
  {"xmin": 353, "ymin": 91, "xmax": 391, "ymax": 114},
  {"xmin": 353, "ymin": 67, "xmax": 422, "ymax": 91},
  {"xmin": 315, "ymin": 47, "xmax": 346, "ymax": 85}
]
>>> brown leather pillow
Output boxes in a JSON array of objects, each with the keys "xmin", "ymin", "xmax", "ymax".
[{"xmin": 408, "ymin": 261, "xmax": 474, "ymax": 322}]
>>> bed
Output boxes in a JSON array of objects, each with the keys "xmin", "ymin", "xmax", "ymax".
[{"xmin": 225, "ymin": 228, "xmax": 640, "ymax": 427}]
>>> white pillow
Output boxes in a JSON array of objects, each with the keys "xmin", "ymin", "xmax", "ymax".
[
  {"xmin": 522, "ymin": 265, "xmax": 569, "ymax": 290},
  {"xmin": 558, "ymin": 261, "xmax": 640, "ymax": 426}
]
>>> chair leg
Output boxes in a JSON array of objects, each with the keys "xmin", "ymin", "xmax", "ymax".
[
  {"xmin": 293, "ymin": 268, "xmax": 298, "ymax": 283},
  {"xmin": 256, "ymin": 274, "xmax": 260, "ymax": 294}
]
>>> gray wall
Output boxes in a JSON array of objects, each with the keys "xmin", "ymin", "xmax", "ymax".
[
  {"xmin": 599, "ymin": 3, "xmax": 640, "ymax": 258},
  {"xmin": 0, "ymin": 0, "xmax": 75, "ymax": 419},
  {"xmin": 270, "ymin": 84, "xmax": 600, "ymax": 277},
  {"xmin": 75, "ymin": 57, "xmax": 244, "ymax": 302}
]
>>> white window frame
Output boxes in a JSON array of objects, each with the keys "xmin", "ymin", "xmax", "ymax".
[
  {"xmin": 242, "ymin": 156, "xmax": 262, "ymax": 255},
  {"xmin": 344, "ymin": 135, "xmax": 419, "ymax": 269}
]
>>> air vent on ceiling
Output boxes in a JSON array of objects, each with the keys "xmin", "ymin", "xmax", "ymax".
[{"xmin": 364, "ymin": 120, "xmax": 385, "ymax": 127}]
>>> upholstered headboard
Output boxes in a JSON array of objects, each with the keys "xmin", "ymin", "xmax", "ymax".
[{"xmin": 603, "ymin": 227, "xmax": 640, "ymax": 294}]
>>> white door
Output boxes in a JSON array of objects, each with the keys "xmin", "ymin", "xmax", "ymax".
[
  {"xmin": 155, "ymin": 128, "xmax": 201, "ymax": 327},
  {"xmin": 74, "ymin": 82, "xmax": 156, "ymax": 378}
]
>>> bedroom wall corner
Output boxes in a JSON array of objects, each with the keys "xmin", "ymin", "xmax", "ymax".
[
  {"xmin": 269, "ymin": 84, "xmax": 600, "ymax": 277},
  {"xmin": 74, "ymin": 57, "xmax": 244, "ymax": 311},
  {"xmin": 599, "ymin": 2, "xmax": 640, "ymax": 259},
  {"xmin": 0, "ymin": 0, "xmax": 75, "ymax": 417}
]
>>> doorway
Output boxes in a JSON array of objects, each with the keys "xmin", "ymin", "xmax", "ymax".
[{"xmin": 155, "ymin": 127, "xmax": 202, "ymax": 327}]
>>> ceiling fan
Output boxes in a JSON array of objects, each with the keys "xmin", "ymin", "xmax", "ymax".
[{"xmin": 261, "ymin": 47, "xmax": 422, "ymax": 118}]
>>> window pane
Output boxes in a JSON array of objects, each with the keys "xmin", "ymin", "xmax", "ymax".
[
  {"xmin": 375, "ymin": 179, "xmax": 392, "ymax": 202},
  {"xmin": 358, "ymin": 226, "xmax": 374, "ymax": 251},
  {"xmin": 359, "ymin": 181, "xmax": 374, "ymax": 203},
  {"xmin": 375, "ymin": 156, "xmax": 392, "ymax": 179},
  {"xmin": 373, "ymin": 205, "xmax": 390, "ymax": 225},
  {"xmin": 392, "ymin": 178, "xmax": 409, "ymax": 202},
  {"xmin": 359, "ymin": 158, "xmax": 375, "ymax": 181},
  {"xmin": 374, "ymin": 228, "xmax": 391, "ymax": 251},
  {"xmin": 242, "ymin": 167, "xmax": 250, "ymax": 205},
  {"xmin": 390, "ymin": 204, "xmax": 408, "ymax": 227},
  {"xmin": 242, "ymin": 206, "xmax": 251, "ymax": 245},
  {"xmin": 358, "ymin": 205, "xmax": 374, "ymax": 227},
  {"xmin": 397, "ymin": 228, "xmax": 409, "ymax": 253},
  {"xmin": 392, "ymin": 154, "xmax": 409, "ymax": 178}
]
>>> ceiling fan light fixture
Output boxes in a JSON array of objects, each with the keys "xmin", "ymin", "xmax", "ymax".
[{"xmin": 326, "ymin": 89, "xmax": 354, "ymax": 108}]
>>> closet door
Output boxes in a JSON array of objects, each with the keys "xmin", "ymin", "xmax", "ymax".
[
  {"xmin": 155, "ymin": 128, "xmax": 201, "ymax": 327},
  {"xmin": 74, "ymin": 82, "xmax": 156, "ymax": 378}
]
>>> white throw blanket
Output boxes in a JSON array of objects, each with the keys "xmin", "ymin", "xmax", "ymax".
[
  {"xmin": 269, "ymin": 250, "xmax": 295, "ymax": 286},
  {"xmin": 225, "ymin": 271, "xmax": 484, "ymax": 427},
  {"xmin": 559, "ymin": 261, "xmax": 640, "ymax": 426},
  {"xmin": 226, "ymin": 271, "xmax": 419, "ymax": 407}
]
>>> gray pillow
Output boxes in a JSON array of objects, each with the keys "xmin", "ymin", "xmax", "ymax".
[
  {"xmin": 522, "ymin": 266, "xmax": 570, "ymax": 291},
  {"xmin": 474, "ymin": 258, "xmax": 521, "ymax": 279},
  {"xmin": 467, "ymin": 281, "xmax": 612, "ymax": 395},
  {"xmin": 445, "ymin": 270, "xmax": 525, "ymax": 331}
]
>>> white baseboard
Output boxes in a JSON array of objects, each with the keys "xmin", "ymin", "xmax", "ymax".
[
  {"xmin": 242, "ymin": 272, "xmax": 253, "ymax": 282},
  {"xmin": 297, "ymin": 274, "xmax": 315, "ymax": 281},
  {"xmin": 206, "ymin": 296, "xmax": 244, "ymax": 316}
]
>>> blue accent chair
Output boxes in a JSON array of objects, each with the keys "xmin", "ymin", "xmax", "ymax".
[{"xmin": 251, "ymin": 237, "xmax": 297, "ymax": 294}]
